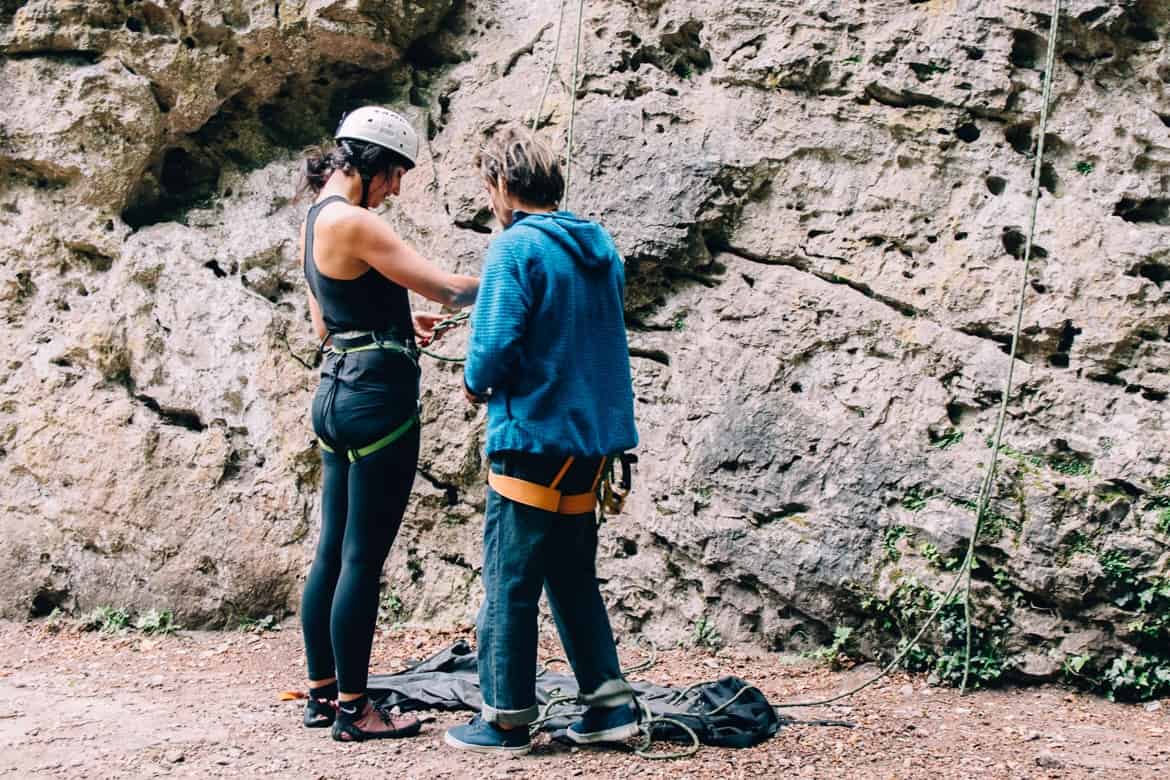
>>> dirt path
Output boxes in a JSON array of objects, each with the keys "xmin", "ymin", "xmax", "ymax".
[{"xmin": 0, "ymin": 621, "xmax": 1165, "ymax": 779}]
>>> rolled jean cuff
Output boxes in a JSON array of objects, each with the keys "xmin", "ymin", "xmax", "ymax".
[
  {"xmin": 481, "ymin": 702, "xmax": 539, "ymax": 726},
  {"xmin": 579, "ymin": 678, "xmax": 634, "ymax": 708}
]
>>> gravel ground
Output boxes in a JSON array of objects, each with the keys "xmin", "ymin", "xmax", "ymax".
[{"xmin": 0, "ymin": 620, "xmax": 1165, "ymax": 779}]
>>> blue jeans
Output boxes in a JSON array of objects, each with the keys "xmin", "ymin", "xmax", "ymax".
[{"xmin": 477, "ymin": 453, "xmax": 634, "ymax": 726}]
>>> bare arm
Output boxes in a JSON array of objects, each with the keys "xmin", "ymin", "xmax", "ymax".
[
  {"xmin": 307, "ymin": 286, "xmax": 327, "ymax": 341},
  {"xmin": 347, "ymin": 210, "xmax": 478, "ymax": 307}
]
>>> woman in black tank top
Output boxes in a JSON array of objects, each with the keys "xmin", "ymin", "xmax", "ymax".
[{"xmin": 295, "ymin": 107, "xmax": 479, "ymax": 743}]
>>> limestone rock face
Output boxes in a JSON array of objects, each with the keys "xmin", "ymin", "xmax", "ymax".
[{"xmin": 2, "ymin": 0, "xmax": 1168, "ymax": 684}]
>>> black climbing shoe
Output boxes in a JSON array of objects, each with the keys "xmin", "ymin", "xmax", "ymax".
[
  {"xmin": 304, "ymin": 695, "xmax": 337, "ymax": 728},
  {"xmin": 331, "ymin": 696, "xmax": 422, "ymax": 742}
]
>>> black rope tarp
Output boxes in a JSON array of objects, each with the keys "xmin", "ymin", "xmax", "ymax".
[{"xmin": 367, "ymin": 640, "xmax": 796, "ymax": 749}]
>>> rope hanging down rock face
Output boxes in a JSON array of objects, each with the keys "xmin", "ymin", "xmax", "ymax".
[{"xmin": 771, "ymin": 0, "xmax": 1066, "ymax": 710}]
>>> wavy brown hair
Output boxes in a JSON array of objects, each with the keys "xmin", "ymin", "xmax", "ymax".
[{"xmin": 475, "ymin": 124, "xmax": 564, "ymax": 208}]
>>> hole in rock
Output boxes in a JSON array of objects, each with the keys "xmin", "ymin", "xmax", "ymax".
[
  {"xmin": 1005, "ymin": 123, "xmax": 1034, "ymax": 155},
  {"xmin": 956, "ymin": 123, "xmax": 980, "ymax": 142},
  {"xmin": 1114, "ymin": 198, "xmax": 1170, "ymax": 225},
  {"xmin": 986, "ymin": 176, "xmax": 1007, "ymax": 195},
  {"xmin": 1010, "ymin": 29, "xmax": 1045, "ymax": 69}
]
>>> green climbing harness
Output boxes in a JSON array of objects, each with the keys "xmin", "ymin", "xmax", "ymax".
[
  {"xmin": 317, "ymin": 413, "xmax": 420, "ymax": 463},
  {"xmin": 316, "ymin": 329, "xmax": 422, "ymax": 461}
]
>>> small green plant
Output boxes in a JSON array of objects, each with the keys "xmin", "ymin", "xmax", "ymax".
[
  {"xmin": 841, "ymin": 54, "xmax": 862, "ymax": 65},
  {"xmin": 990, "ymin": 441, "xmax": 1044, "ymax": 468},
  {"xmin": 930, "ymin": 428, "xmax": 964, "ymax": 449},
  {"xmin": 1099, "ymin": 549, "xmax": 1135, "ymax": 584},
  {"xmin": 1075, "ymin": 160, "xmax": 1094, "ymax": 175},
  {"xmin": 378, "ymin": 591, "xmax": 404, "ymax": 626},
  {"xmin": 135, "ymin": 608, "xmax": 180, "ymax": 636},
  {"xmin": 919, "ymin": 542, "xmax": 961, "ymax": 571},
  {"xmin": 672, "ymin": 312, "xmax": 688, "ymax": 331},
  {"xmin": 85, "ymin": 606, "xmax": 131, "ymax": 634},
  {"xmin": 1048, "ymin": 452, "xmax": 1092, "ymax": 477},
  {"xmin": 909, "ymin": 61, "xmax": 950, "ymax": 82},
  {"xmin": 1156, "ymin": 509, "xmax": 1170, "ymax": 535},
  {"xmin": 1100, "ymin": 656, "xmax": 1170, "ymax": 702},
  {"xmin": 239, "ymin": 614, "xmax": 281, "ymax": 633},
  {"xmin": 1065, "ymin": 531, "xmax": 1095, "ymax": 557},
  {"xmin": 1063, "ymin": 653, "xmax": 1092, "ymax": 679},
  {"xmin": 883, "ymin": 525, "xmax": 908, "ymax": 561},
  {"xmin": 806, "ymin": 626, "xmax": 857, "ymax": 670},
  {"xmin": 901, "ymin": 487, "xmax": 929, "ymax": 512},
  {"xmin": 692, "ymin": 615, "xmax": 723, "ymax": 651},
  {"xmin": 860, "ymin": 578, "xmax": 1011, "ymax": 689},
  {"xmin": 951, "ymin": 497, "xmax": 1019, "ymax": 541}
]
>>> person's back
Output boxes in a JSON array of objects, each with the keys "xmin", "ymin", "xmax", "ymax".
[{"xmin": 464, "ymin": 209, "xmax": 636, "ymax": 458}]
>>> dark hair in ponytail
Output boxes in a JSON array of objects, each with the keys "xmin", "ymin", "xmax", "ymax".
[{"xmin": 297, "ymin": 139, "xmax": 415, "ymax": 201}]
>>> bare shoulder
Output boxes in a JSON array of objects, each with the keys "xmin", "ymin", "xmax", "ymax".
[{"xmin": 312, "ymin": 200, "xmax": 367, "ymax": 237}]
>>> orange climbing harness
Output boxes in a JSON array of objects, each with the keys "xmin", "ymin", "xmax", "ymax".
[
  {"xmin": 487, "ymin": 455, "xmax": 606, "ymax": 515},
  {"xmin": 487, "ymin": 453, "xmax": 638, "ymax": 517}
]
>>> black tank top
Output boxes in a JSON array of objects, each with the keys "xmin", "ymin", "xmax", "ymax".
[{"xmin": 303, "ymin": 195, "xmax": 414, "ymax": 338}]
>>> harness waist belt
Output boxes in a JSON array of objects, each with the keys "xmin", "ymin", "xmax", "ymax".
[
  {"xmin": 486, "ymin": 456, "xmax": 605, "ymax": 516},
  {"xmin": 330, "ymin": 329, "xmax": 417, "ymax": 356}
]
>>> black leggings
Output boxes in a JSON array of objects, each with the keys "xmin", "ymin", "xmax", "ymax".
[{"xmin": 301, "ymin": 348, "xmax": 419, "ymax": 693}]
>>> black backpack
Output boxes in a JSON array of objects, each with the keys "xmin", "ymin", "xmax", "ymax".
[{"xmin": 646, "ymin": 676, "xmax": 783, "ymax": 748}]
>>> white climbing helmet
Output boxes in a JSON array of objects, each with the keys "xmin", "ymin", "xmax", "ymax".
[{"xmin": 335, "ymin": 106, "xmax": 419, "ymax": 167}]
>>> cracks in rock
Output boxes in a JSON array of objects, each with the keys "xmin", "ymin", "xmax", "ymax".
[
  {"xmin": 437, "ymin": 552, "xmax": 475, "ymax": 571},
  {"xmin": 1084, "ymin": 369, "xmax": 1168, "ymax": 403},
  {"xmin": 864, "ymin": 82, "xmax": 943, "ymax": 109},
  {"xmin": 1, "ymin": 50, "xmax": 100, "ymax": 65},
  {"xmin": 453, "ymin": 217, "xmax": 492, "ymax": 235},
  {"xmin": 613, "ymin": 19, "xmax": 712, "ymax": 80},
  {"xmin": 501, "ymin": 21, "xmax": 552, "ymax": 77},
  {"xmin": 750, "ymin": 502, "xmax": 809, "ymax": 526},
  {"xmin": 416, "ymin": 467, "xmax": 460, "ymax": 506},
  {"xmin": 203, "ymin": 260, "xmax": 228, "ymax": 279},
  {"xmin": 276, "ymin": 329, "xmax": 320, "ymax": 371},
  {"xmin": 629, "ymin": 347, "xmax": 670, "ymax": 366},
  {"xmin": 715, "ymin": 241, "xmax": 923, "ymax": 320},
  {"xmin": 799, "ymin": 241, "xmax": 848, "ymax": 264},
  {"xmin": 726, "ymin": 33, "xmax": 766, "ymax": 63},
  {"xmin": 713, "ymin": 241, "xmax": 1054, "ymax": 365},
  {"xmin": 117, "ymin": 373, "xmax": 207, "ymax": 432},
  {"xmin": 1048, "ymin": 320, "xmax": 1081, "ymax": 369},
  {"xmin": 956, "ymin": 324, "xmax": 1017, "ymax": 359},
  {"xmin": 134, "ymin": 394, "xmax": 207, "ymax": 432}
]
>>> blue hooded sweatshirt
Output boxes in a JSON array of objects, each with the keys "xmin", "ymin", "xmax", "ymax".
[{"xmin": 464, "ymin": 211, "xmax": 638, "ymax": 458}]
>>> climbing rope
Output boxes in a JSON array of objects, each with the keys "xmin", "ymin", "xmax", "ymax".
[
  {"xmin": 771, "ymin": 0, "xmax": 1065, "ymax": 710},
  {"xmin": 531, "ymin": 0, "xmax": 567, "ymax": 133},
  {"xmin": 959, "ymin": 0, "xmax": 1063, "ymax": 695},
  {"xmin": 563, "ymin": 0, "xmax": 586, "ymax": 209},
  {"xmin": 418, "ymin": 311, "xmax": 469, "ymax": 363},
  {"xmin": 530, "ymin": 0, "xmax": 586, "ymax": 209}
]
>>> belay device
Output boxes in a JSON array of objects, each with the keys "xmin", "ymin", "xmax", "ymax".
[{"xmin": 598, "ymin": 452, "xmax": 637, "ymax": 521}]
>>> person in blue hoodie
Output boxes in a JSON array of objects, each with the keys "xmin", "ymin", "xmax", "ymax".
[{"xmin": 443, "ymin": 125, "xmax": 640, "ymax": 755}]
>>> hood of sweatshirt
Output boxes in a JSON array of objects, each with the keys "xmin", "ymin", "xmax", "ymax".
[{"xmin": 512, "ymin": 210, "xmax": 616, "ymax": 271}]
